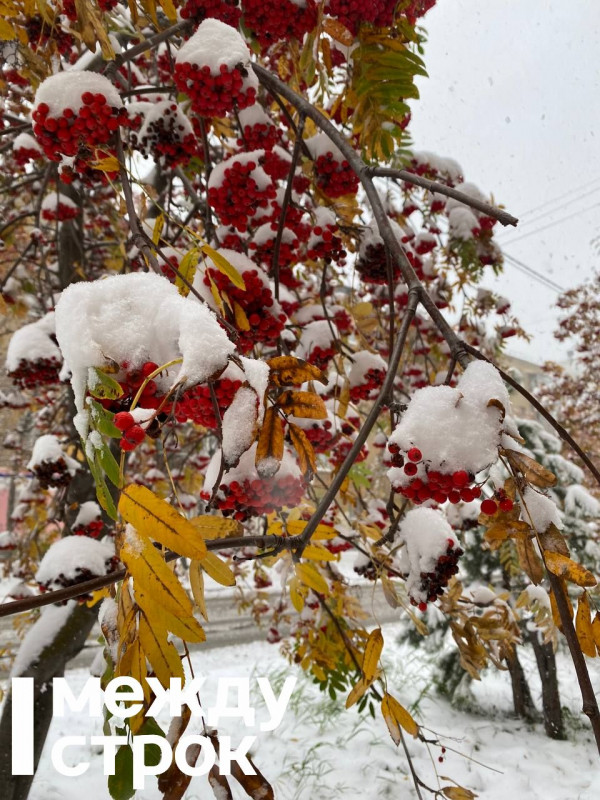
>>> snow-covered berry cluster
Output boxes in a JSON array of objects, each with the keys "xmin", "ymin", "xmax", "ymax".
[
  {"xmin": 202, "ymin": 444, "xmax": 306, "ymax": 521},
  {"xmin": 181, "ymin": 0, "xmax": 242, "ymax": 26},
  {"xmin": 36, "ymin": 537, "xmax": 119, "ymax": 603},
  {"xmin": 72, "ymin": 501, "xmax": 104, "ymax": 538},
  {"xmin": 174, "ymin": 19, "xmax": 257, "ymax": 117},
  {"xmin": 27, "ymin": 435, "xmax": 79, "ymax": 490},
  {"xmin": 174, "ymin": 372, "xmax": 242, "ymax": 428},
  {"xmin": 241, "ymin": 0, "xmax": 317, "ymax": 50},
  {"xmin": 207, "ymin": 151, "xmax": 277, "ymax": 231},
  {"xmin": 6, "ymin": 313, "xmax": 62, "ymax": 390},
  {"xmin": 348, "ymin": 350, "xmax": 387, "ymax": 402},
  {"xmin": 113, "ymin": 411, "xmax": 147, "ymax": 452},
  {"xmin": 32, "ymin": 72, "xmax": 126, "ymax": 163},
  {"xmin": 41, "ymin": 192, "xmax": 79, "ymax": 222},
  {"xmin": 386, "ymin": 362, "xmax": 515, "ymax": 507}
]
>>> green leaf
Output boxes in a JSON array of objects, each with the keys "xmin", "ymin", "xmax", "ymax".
[
  {"xmin": 175, "ymin": 247, "xmax": 199, "ymax": 297},
  {"xmin": 86, "ymin": 449, "xmax": 118, "ymax": 520},
  {"xmin": 88, "ymin": 368, "xmax": 124, "ymax": 401},
  {"xmin": 96, "ymin": 441, "xmax": 123, "ymax": 488},
  {"xmin": 108, "ymin": 744, "xmax": 135, "ymax": 800},
  {"xmin": 89, "ymin": 400, "xmax": 122, "ymax": 438}
]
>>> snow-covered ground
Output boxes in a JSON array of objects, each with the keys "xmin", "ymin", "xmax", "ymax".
[{"xmin": 11, "ymin": 621, "xmax": 600, "ymax": 800}]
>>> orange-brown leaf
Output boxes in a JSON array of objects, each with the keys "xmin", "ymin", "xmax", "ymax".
[
  {"xmin": 267, "ymin": 355, "xmax": 327, "ymax": 387},
  {"xmin": 503, "ymin": 449, "xmax": 557, "ymax": 488},
  {"xmin": 278, "ymin": 390, "xmax": 327, "ymax": 419},
  {"xmin": 575, "ymin": 591, "xmax": 597, "ymax": 658},
  {"xmin": 255, "ymin": 407, "xmax": 284, "ymax": 478},
  {"xmin": 288, "ymin": 422, "xmax": 317, "ymax": 477}
]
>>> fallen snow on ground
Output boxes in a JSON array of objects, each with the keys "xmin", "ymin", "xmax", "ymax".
[{"xmin": 11, "ymin": 622, "xmax": 600, "ymax": 800}]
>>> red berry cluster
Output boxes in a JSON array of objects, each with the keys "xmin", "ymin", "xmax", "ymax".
[
  {"xmin": 41, "ymin": 201, "xmax": 79, "ymax": 223},
  {"xmin": 356, "ymin": 240, "xmax": 401, "ymax": 284},
  {"xmin": 26, "ymin": 15, "xmax": 75, "ymax": 58},
  {"xmin": 305, "ymin": 345, "xmax": 337, "ymax": 371},
  {"xmin": 388, "ymin": 445, "xmax": 483, "ymax": 505},
  {"xmin": 72, "ymin": 519, "xmax": 104, "ymax": 538},
  {"xmin": 241, "ymin": 0, "xmax": 317, "ymax": 50},
  {"xmin": 349, "ymin": 367, "xmax": 386, "ymax": 402},
  {"xmin": 237, "ymin": 119, "xmax": 280, "ymax": 151},
  {"xmin": 205, "ymin": 473, "xmax": 306, "ymax": 521},
  {"xmin": 411, "ymin": 538, "xmax": 463, "ymax": 611},
  {"xmin": 331, "ymin": 437, "xmax": 368, "ymax": 467},
  {"xmin": 301, "ymin": 418, "xmax": 340, "ymax": 454},
  {"xmin": 174, "ymin": 61, "xmax": 256, "ymax": 118},
  {"xmin": 181, "ymin": 0, "xmax": 242, "ymax": 25},
  {"xmin": 114, "ymin": 411, "xmax": 147, "ymax": 452},
  {"xmin": 174, "ymin": 377, "xmax": 242, "ymax": 427},
  {"xmin": 32, "ymin": 92, "xmax": 127, "ymax": 162},
  {"xmin": 306, "ymin": 223, "xmax": 347, "ymax": 266},
  {"xmin": 249, "ymin": 225, "xmax": 299, "ymax": 269},
  {"xmin": 13, "ymin": 144, "xmax": 42, "ymax": 167},
  {"xmin": 136, "ymin": 105, "xmax": 201, "ymax": 168},
  {"xmin": 313, "ymin": 153, "xmax": 359, "ymax": 198},
  {"xmin": 327, "ymin": 0, "xmax": 386, "ymax": 34},
  {"xmin": 31, "ymin": 458, "xmax": 73, "ymax": 490},
  {"xmin": 8, "ymin": 357, "xmax": 61, "ymax": 390},
  {"xmin": 203, "ymin": 265, "xmax": 285, "ymax": 352},
  {"xmin": 208, "ymin": 156, "xmax": 277, "ymax": 231},
  {"xmin": 38, "ymin": 554, "xmax": 120, "ymax": 604},
  {"xmin": 480, "ymin": 490, "xmax": 514, "ymax": 516}
]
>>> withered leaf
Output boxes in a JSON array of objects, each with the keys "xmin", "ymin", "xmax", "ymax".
[
  {"xmin": 255, "ymin": 406, "xmax": 284, "ymax": 478},
  {"xmin": 503, "ymin": 449, "xmax": 557, "ymax": 488},
  {"xmin": 545, "ymin": 551, "xmax": 597, "ymax": 587},
  {"xmin": 288, "ymin": 422, "xmax": 317, "ymax": 477},
  {"xmin": 267, "ymin": 355, "xmax": 327, "ymax": 387},
  {"xmin": 277, "ymin": 389, "xmax": 327, "ymax": 419}
]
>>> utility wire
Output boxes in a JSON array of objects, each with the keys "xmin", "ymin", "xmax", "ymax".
[
  {"xmin": 516, "ymin": 175, "xmax": 600, "ymax": 218},
  {"xmin": 512, "ymin": 184, "xmax": 600, "ymax": 230},
  {"xmin": 503, "ymin": 251, "xmax": 564, "ymax": 293},
  {"xmin": 499, "ymin": 202, "xmax": 600, "ymax": 247}
]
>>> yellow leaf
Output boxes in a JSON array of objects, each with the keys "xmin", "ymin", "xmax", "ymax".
[
  {"xmin": 202, "ymin": 244, "xmax": 246, "ymax": 289},
  {"xmin": 575, "ymin": 592, "xmax": 597, "ymax": 658},
  {"xmin": 442, "ymin": 788, "xmax": 478, "ymax": 800},
  {"xmin": 283, "ymin": 519, "xmax": 336, "ymax": 538},
  {"xmin": 189, "ymin": 560, "xmax": 208, "ymax": 621},
  {"xmin": 138, "ymin": 611, "xmax": 184, "ymax": 688},
  {"xmin": 256, "ymin": 407, "xmax": 284, "ymax": 477},
  {"xmin": 346, "ymin": 676, "xmax": 371, "ymax": 709},
  {"xmin": 267, "ymin": 356, "xmax": 327, "ymax": 387},
  {"xmin": 152, "ymin": 214, "xmax": 164, "ymax": 245},
  {"xmin": 233, "ymin": 300, "xmax": 251, "ymax": 331},
  {"xmin": 121, "ymin": 526, "xmax": 196, "ymax": 619},
  {"xmin": 381, "ymin": 692, "xmax": 419, "ymax": 743},
  {"xmin": 0, "ymin": 18, "xmax": 16, "ymax": 40},
  {"xmin": 189, "ymin": 515, "xmax": 244, "ymax": 539},
  {"xmin": 208, "ymin": 271, "xmax": 226, "ymax": 316},
  {"xmin": 545, "ymin": 551, "xmax": 597, "ymax": 588},
  {"xmin": 175, "ymin": 248, "xmax": 199, "ymax": 297},
  {"xmin": 295, "ymin": 562, "xmax": 328, "ymax": 595},
  {"xmin": 158, "ymin": 0, "xmax": 177, "ymax": 21},
  {"xmin": 119, "ymin": 484, "xmax": 207, "ymax": 560},
  {"xmin": 289, "ymin": 576, "xmax": 305, "ymax": 613},
  {"xmin": 592, "ymin": 613, "xmax": 600, "ymax": 656},
  {"xmin": 200, "ymin": 551, "xmax": 236, "ymax": 587},
  {"xmin": 135, "ymin": 586, "xmax": 206, "ymax": 643},
  {"xmin": 322, "ymin": 17, "xmax": 354, "ymax": 46},
  {"xmin": 303, "ymin": 543, "xmax": 339, "ymax": 561},
  {"xmin": 92, "ymin": 155, "xmax": 120, "ymax": 173},
  {"xmin": 362, "ymin": 628, "xmax": 383, "ymax": 682}
]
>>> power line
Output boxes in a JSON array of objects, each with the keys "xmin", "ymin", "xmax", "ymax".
[
  {"xmin": 502, "ymin": 251, "xmax": 564, "ymax": 293},
  {"xmin": 516, "ymin": 175, "xmax": 600, "ymax": 218},
  {"xmin": 512, "ymin": 184, "xmax": 600, "ymax": 230},
  {"xmin": 499, "ymin": 201, "xmax": 600, "ymax": 247}
]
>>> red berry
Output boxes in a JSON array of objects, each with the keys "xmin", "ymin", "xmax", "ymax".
[
  {"xmin": 113, "ymin": 411, "xmax": 134, "ymax": 431},
  {"xmin": 499, "ymin": 498, "xmax": 514, "ymax": 512},
  {"xmin": 407, "ymin": 447, "xmax": 422, "ymax": 463},
  {"xmin": 480, "ymin": 499, "xmax": 498, "ymax": 516},
  {"xmin": 404, "ymin": 462, "xmax": 418, "ymax": 476},
  {"xmin": 119, "ymin": 437, "xmax": 137, "ymax": 451},
  {"xmin": 124, "ymin": 425, "xmax": 145, "ymax": 445},
  {"xmin": 452, "ymin": 470, "xmax": 469, "ymax": 488},
  {"xmin": 418, "ymin": 602, "xmax": 427, "ymax": 612}
]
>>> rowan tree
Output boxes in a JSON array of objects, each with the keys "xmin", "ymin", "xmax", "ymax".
[{"xmin": 0, "ymin": 2, "xmax": 599, "ymax": 800}]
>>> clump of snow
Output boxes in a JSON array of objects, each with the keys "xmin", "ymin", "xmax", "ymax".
[
  {"xmin": 522, "ymin": 584, "xmax": 551, "ymax": 610},
  {"xmin": 6, "ymin": 312, "xmax": 62, "ymax": 373},
  {"xmin": 34, "ymin": 71, "xmax": 122, "ymax": 116},
  {"xmin": 36, "ymin": 536, "xmax": 115, "ymax": 585},
  {"xmin": 305, "ymin": 132, "xmax": 344, "ymax": 162},
  {"xmin": 73, "ymin": 500, "xmax": 101, "ymax": 527},
  {"xmin": 564, "ymin": 484, "xmax": 600, "ymax": 517},
  {"xmin": 41, "ymin": 192, "xmax": 78, "ymax": 212},
  {"xmin": 176, "ymin": 18, "xmax": 254, "ymax": 76},
  {"xmin": 222, "ymin": 386, "xmax": 258, "ymax": 467},
  {"xmin": 27, "ymin": 435, "xmax": 79, "ymax": 475},
  {"xmin": 388, "ymin": 361, "xmax": 511, "ymax": 485},
  {"xmin": 11, "ymin": 602, "xmax": 76, "ymax": 676},
  {"xmin": 521, "ymin": 486, "xmax": 563, "ymax": 532},
  {"xmin": 54, "ymin": 272, "xmax": 236, "ymax": 414},
  {"xmin": 348, "ymin": 350, "xmax": 387, "ymax": 387},
  {"xmin": 13, "ymin": 132, "xmax": 42, "ymax": 153},
  {"xmin": 204, "ymin": 442, "xmax": 301, "ymax": 496},
  {"xmin": 396, "ymin": 508, "xmax": 457, "ymax": 604},
  {"xmin": 448, "ymin": 206, "xmax": 480, "ymax": 239},
  {"xmin": 296, "ymin": 320, "xmax": 339, "ymax": 361}
]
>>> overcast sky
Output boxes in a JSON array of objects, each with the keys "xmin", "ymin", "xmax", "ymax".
[{"xmin": 408, "ymin": 0, "xmax": 600, "ymax": 363}]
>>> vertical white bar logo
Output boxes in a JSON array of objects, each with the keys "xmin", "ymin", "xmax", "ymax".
[{"xmin": 12, "ymin": 678, "xmax": 34, "ymax": 775}]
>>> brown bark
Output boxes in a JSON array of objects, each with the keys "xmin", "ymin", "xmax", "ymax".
[
  {"xmin": 506, "ymin": 646, "xmax": 538, "ymax": 722},
  {"xmin": 528, "ymin": 630, "xmax": 566, "ymax": 740}
]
